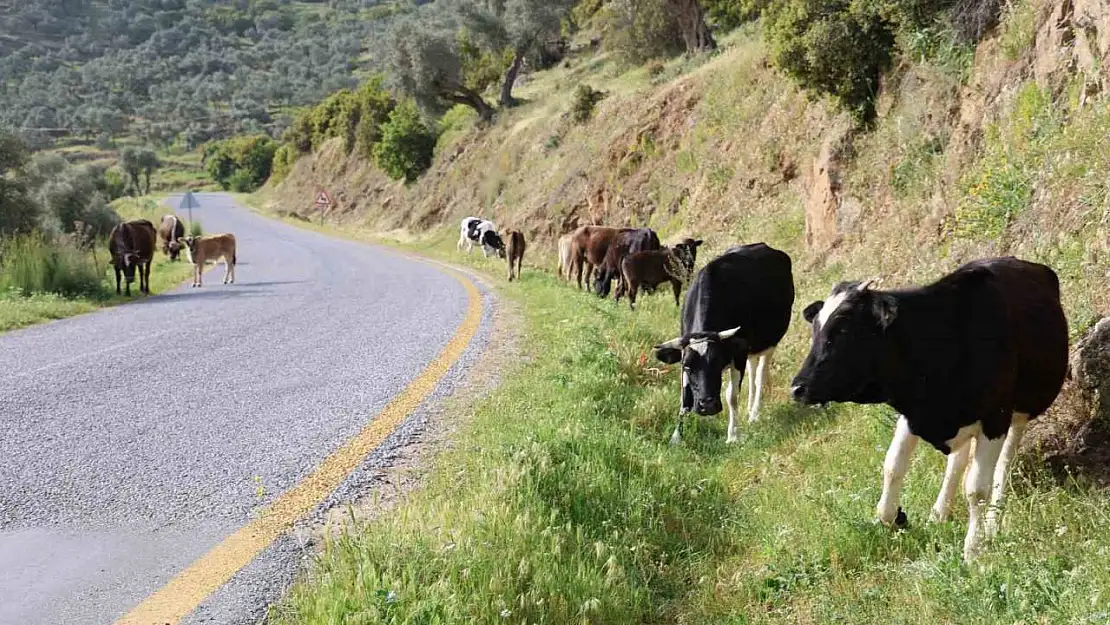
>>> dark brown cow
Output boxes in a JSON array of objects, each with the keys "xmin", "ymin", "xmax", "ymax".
[
  {"xmin": 616, "ymin": 243, "xmax": 697, "ymax": 309},
  {"xmin": 506, "ymin": 230, "xmax": 526, "ymax": 281},
  {"xmin": 158, "ymin": 214, "xmax": 186, "ymax": 261},
  {"xmin": 570, "ymin": 226, "xmax": 632, "ymax": 291},
  {"xmin": 594, "ymin": 228, "xmax": 661, "ymax": 297},
  {"xmin": 108, "ymin": 220, "xmax": 157, "ymax": 296}
]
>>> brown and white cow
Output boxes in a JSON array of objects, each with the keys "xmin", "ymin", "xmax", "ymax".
[
  {"xmin": 180, "ymin": 234, "xmax": 237, "ymax": 287},
  {"xmin": 569, "ymin": 226, "xmax": 632, "ymax": 291},
  {"xmin": 108, "ymin": 220, "xmax": 157, "ymax": 296},
  {"xmin": 157, "ymin": 214, "xmax": 186, "ymax": 261}
]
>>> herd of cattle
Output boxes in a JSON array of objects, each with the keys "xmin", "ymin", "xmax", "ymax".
[
  {"xmin": 458, "ymin": 216, "xmax": 1070, "ymax": 562},
  {"xmin": 106, "ymin": 214, "xmax": 238, "ymax": 295}
]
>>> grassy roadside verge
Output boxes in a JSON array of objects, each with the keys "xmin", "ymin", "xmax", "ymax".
[
  {"xmin": 0, "ymin": 197, "xmax": 196, "ymax": 333},
  {"xmin": 264, "ymin": 225, "xmax": 1110, "ymax": 624}
]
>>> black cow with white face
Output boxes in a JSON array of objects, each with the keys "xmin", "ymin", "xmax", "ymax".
[
  {"xmin": 790, "ymin": 257, "xmax": 1068, "ymax": 560},
  {"xmin": 653, "ymin": 243, "xmax": 794, "ymax": 444}
]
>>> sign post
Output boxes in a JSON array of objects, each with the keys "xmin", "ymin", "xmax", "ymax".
[
  {"xmin": 178, "ymin": 191, "xmax": 201, "ymax": 229},
  {"xmin": 314, "ymin": 189, "xmax": 333, "ymax": 225}
]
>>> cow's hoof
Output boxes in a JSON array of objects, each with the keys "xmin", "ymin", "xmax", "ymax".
[
  {"xmin": 725, "ymin": 435, "xmax": 739, "ymax": 445},
  {"xmin": 928, "ymin": 507, "xmax": 950, "ymax": 524},
  {"xmin": 893, "ymin": 507, "xmax": 908, "ymax": 529}
]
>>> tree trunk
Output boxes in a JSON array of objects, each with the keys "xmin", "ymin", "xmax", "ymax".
[
  {"xmin": 500, "ymin": 50, "xmax": 525, "ymax": 109},
  {"xmin": 670, "ymin": 0, "xmax": 716, "ymax": 54},
  {"xmin": 446, "ymin": 86, "xmax": 495, "ymax": 123},
  {"xmin": 143, "ymin": 170, "xmax": 151, "ymax": 195}
]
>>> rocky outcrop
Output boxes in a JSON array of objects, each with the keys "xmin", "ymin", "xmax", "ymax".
[
  {"xmin": 803, "ymin": 127, "xmax": 853, "ymax": 250},
  {"xmin": 1034, "ymin": 0, "xmax": 1110, "ymax": 100}
]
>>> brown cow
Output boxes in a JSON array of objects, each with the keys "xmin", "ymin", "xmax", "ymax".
[
  {"xmin": 616, "ymin": 243, "xmax": 698, "ymax": 310},
  {"xmin": 108, "ymin": 220, "xmax": 157, "ymax": 296},
  {"xmin": 570, "ymin": 226, "xmax": 632, "ymax": 291},
  {"xmin": 181, "ymin": 234, "xmax": 236, "ymax": 287},
  {"xmin": 594, "ymin": 228, "xmax": 661, "ymax": 297},
  {"xmin": 157, "ymin": 214, "xmax": 186, "ymax": 261},
  {"xmin": 506, "ymin": 231, "xmax": 526, "ymax": 281}
]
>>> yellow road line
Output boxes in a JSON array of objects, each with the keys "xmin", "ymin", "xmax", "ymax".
[{"xmin": 115, "ymin": 267, "xmax": 483, "ymax": 625}]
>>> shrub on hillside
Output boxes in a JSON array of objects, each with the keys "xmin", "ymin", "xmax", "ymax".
[
  {"xmin": 373, "ymin": 103, "xmax": 436, "ymax": 182},
  {"xmin": 703, "ymin": 0, "xmax": 767, "ymax": 31},
  {"xmin": 282, "ymin": 77, "xmax": 395, "ymax": 158},
  {"xmin": 203, "ymin": 135, "xmax": 278, "ymax": 192},
  {"xmin": 0, "ymin": 233, "xmax": 105, "ymax": 298},
  {"xmin": 270, "ymin": 143, "xmax": 297, "ymax": 184},
  {"xmin": 765, "ymin": 0, "xmax": 896, "ymax": 123},
  {"xmin": 601, "ymin": 0, "xmax": 685, "ymax": 64},
  {"xmin": 571, "ymin": 84, "xmax": 605, "ymax": 123}
]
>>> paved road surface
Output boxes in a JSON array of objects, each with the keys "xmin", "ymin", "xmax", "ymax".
[{"xmin": 0, "ymin": 194, "xmax": 477, "ymax": 624}]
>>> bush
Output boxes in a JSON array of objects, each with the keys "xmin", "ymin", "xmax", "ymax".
[
  {"xmin": 283, "ymin": 76, "xmax": 395, "ymax": 158},
  {"xmin": 270, "ymin": 143, "xmax": 297, "ymax": 184},
  {"xmin": 0, "ymin": 233, "xmax": 105, "ymax": 298},
  {"xmin": 704, "ymin": 0, "xmax": 768, "ymax": 31},
  {"xmin": 601, "ymin": 0, "xmax": 685, "ymax": 64},
  {"xmin": 203, "ymin": 135, "xmax": 278, "ymax": 191},
  {"xmin": 189, "ymin": 220, "xmax": 203, "ymax": 237},
  {"xmin": 571, "ymin": 84, "xmax": 605, "ymax": 123},
  {"xmin": 765, "ymin": 0, "xmax": 896, "ymax": 124},
  {"xmin": 645, "ymin": 59, "xmax": 666, "ymax": 78},
  {"xmin": 373, "ymin": 102, "xmax": 436, "ymax": 182}
]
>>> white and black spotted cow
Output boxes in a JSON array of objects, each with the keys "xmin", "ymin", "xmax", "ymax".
[
  {"xmin": 653, "ymin": 243, "xmax": 795, "ymax": 444},
  {"xmin": 457, "ymin": 216, "xmax": 506, "ymax": 258},
  {"xmin": 790, "ymin": 257, "xmax": 1068, "ymax": 560}
]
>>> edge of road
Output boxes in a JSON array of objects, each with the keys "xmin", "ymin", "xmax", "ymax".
[{"xmin": 115, "ymin": 198, "xmax": 509, "ymax": 625}]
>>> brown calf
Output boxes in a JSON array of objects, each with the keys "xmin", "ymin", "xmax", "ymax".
[
  {"xmin": 570, "ymin": 226, "xmax": 632, "ymax": 291},
  {"xmin": 108, "ymin": 220, "xmax": 157, "ymax": 296},
  {"xmin": 157, "ymin": 214, "xmax": 186, "ymax": 261},
  {"xmin": 616, "ymin": 245, "xmax": 696, "ymax": 310},
  {"xmin": 506, "ymin": 230, "xmax": 526, "ymax": 281},
  {"xmin": 181, "ymin": 234, "xmax": 237, "ymax": 287}
]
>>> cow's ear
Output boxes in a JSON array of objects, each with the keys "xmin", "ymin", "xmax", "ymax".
[
  {"xmin": 653, "ymin": 337, "xmax": 685, "ymax": 364},
  {"xmin": 872, "ymin": 294, "xmax": 898, "ymax": 329},
  {"xmin": 803, "ymin": 301, "xmax": 824, "ymax": 323},
  {"xmin": 693, "ymin": 239, "xmax": 703, "ymax": 247}
]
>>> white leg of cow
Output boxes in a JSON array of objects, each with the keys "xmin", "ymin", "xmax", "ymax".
[
  {"xmin": 744, "ymin": 357, "xmax": 756, "ymax": 418},
  {"xmin": 671, "ymin": 370, "xmax": 688, "ymax": 445},
  {"xmin": 984, "ymin": 413, "xmax": 1028, "ymax": 538},
  {"xmin": 963, "ymin": 432, "xmax": 1005, "ymax": 560},
  {"xmin": 224, "ymin": 259, "xmax": 232, "ymax": 284},
  {"xmin": 930, "ymin": 440, "xmax": 971, "ymax": 523},
  {"xmin": 876, "ymin": 416, "xmax": 919, "ymax": 526},
  {"xmin": 725, "ymin": 365, "xmax": 742, "ymax": 444},
  {"xmin": 457, "ymin": 233, "xmax": 465, "ymax": 251},
  {"xmin": 750, "ymin": 349, "xmax": 774, "ymax": 423}
]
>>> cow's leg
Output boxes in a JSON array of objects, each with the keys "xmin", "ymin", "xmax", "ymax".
[
  {"xmin": 749, "ymin": 349, "xmax": 773, "ymax": 423},
  {"xmin": 984, "ymin": 413, "xmax": 1028, "ymax": 538},
  {"xmin": 671, "ymin": 370, "xmax": 692, "ymax": 445},
  {"xmin": 627, "ymin": 283, "xmax": 638, "ymax": 310},
  {"xmin": 195, "ymin": 263, "xmax": 203, "ymax": 288},
  {"xmin": 457, "ymin": 233, "xmax": 465, "ymax": 251},
  {"xmin": 744, "ymin": 356, "xmax": 756, "ymax": 418},
  {"xmin": 963, "ymin": 431, "xmax": 1005, "ymax": 560},
  {"xmin": 142, "ymin": 260, "xmax": 152, "ymax": 293},
  {"xmin": 930, "ymin": 441, "xmax": 971, "ymax": 523},
  {"xmin": 670, "ymin": 279, "xmax": 681, "ymax": 307},
  {"xmin": 725, "ymin": 365, "xmax": 743, "ymax": 444},
  {"xmin": 114, "ymin": 266, "xmax": 122, "ymax": 295},
  {"xmin": 876, "ymin": 415, "xmax": 919, "ymax": 526},
  {"xmin": 584, "ymin": 264, "xmax": 594, "ymax": 292}
]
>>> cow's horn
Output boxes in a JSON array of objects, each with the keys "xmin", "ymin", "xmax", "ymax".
[
  {"xmin": 857, "ymin": 277, "xmax": 880, "ymax": 291},
  {"xmin": 717, "ymin": 326, "xmax": 742, "ymax": 340},
  {"xmin": 655, "ymin": 337, "xmax": 684, "ymax": 350}
]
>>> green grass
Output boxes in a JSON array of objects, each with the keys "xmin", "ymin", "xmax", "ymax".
[
  {"xmin": 0, "ymin": 197, "xmax": 198, "ymax": 333},
  {"xmin": 266, "ymin": 232, "xmax": 1110, "ymax": 624}
]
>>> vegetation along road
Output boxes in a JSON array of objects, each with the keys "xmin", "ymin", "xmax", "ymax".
[{"xmin": 0, "ymin": 194, "xmax": 490, "ymax": 625}]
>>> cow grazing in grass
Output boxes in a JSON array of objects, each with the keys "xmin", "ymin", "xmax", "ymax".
[
  {"xmin": 556, "ymin": 233, "xmax": 574, "ymax": 281},
  {"xmin": 593, "ymin": 228, "xmax": 661, "ymax": 297},
  {"xmin": 653, "ymin": 243, "xmax": 795, "ymax": 444},
  {"xmin": 158, "ymin": 214, "xmax": 186, "ymax": 261},
  {"xmin": 506, "ymin": 230, "xmax": 526, "ymax": 281},
  {"xmin": 616, "ymin": 240, "xmax": 700, "ymax": 309},
  {"xmin": 457, "ymin": 217, "xmax": 506, "ymax": 258},
  {"xmin": 569, "ymin": 225, "xmax": 632, "ymax": 291},
  {"xmin": 789, "ymin": 258, "xmax": 1068, "ymax": 560},
  {"xmin": 181, "ymin": 234, "xmax": 237, "ymax": 287},
  {"xmin": 108, "ymin": 220, "xmax": 157, "ymax": 296}
]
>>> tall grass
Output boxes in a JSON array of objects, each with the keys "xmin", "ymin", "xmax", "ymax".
[{"xmin": 0, "ymin": 233, "xmax": 106, "ymax": 298}]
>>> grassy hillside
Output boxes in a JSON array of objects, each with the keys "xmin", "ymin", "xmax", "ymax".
[{"xmin": 259, "ymin": 0, "xmax": 1110, "ymax": 621}]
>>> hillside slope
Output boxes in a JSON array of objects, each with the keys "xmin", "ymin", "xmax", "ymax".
[{"xmin": 264, "ymin": 0, "xmax": 1110, "ymax": 454}]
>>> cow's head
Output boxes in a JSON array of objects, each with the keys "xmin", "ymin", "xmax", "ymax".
[
  {"xmin": 670, "ymin": 241, "xmax": 700, "ymax": 278},
  {"xmin": 482, "ymin": 231, "xmax": 506, "ymax": 258},
  {"xmin": 117, "ymin": 252, "xmax": 140, "ymax": 283},
  {"xmin": 167, "ymin": 239, "xmax": 182, "ymax": 261},
  {"xmin": 791, "ymin": 279, "xmax": 895, "ymax": 406},
  {"xmin": 654, "ymin": 326, "xmax": 745, "ymax": 416}
]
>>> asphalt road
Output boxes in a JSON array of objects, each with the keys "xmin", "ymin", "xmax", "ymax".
[{"xmin": 0, "ymin": 194, "xmax": 480, "ymax": 625}]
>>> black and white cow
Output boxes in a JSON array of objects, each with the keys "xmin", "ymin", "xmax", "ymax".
[
  {"xmin": 790, "ymin": 258, "xmax": 1068, "ymax": 560},
  {"xmin": 653, "ymin": 243, "xmax": 795, "ymax": 444},
  {"xmin": 456, "ymin": 216, "xmax": 505, "ymax": 258}
]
